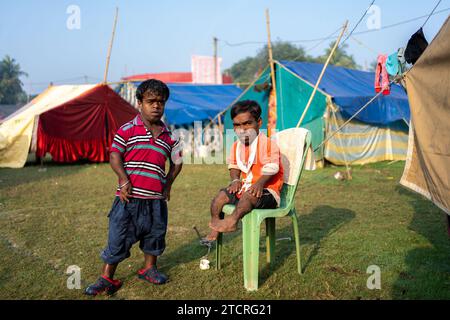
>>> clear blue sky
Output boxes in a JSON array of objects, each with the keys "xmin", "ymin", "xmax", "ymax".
[{"xmin": 1, "ymin": 0, "xmax": 449, "ymax": 94}]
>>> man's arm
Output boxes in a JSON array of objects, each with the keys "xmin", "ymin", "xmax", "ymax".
[
  {"xmin": 163, "ymin": 160, "xmax": 183, "ymax": 201},
  {"xmin": 110, "ymin": 152, "xmax": 131, "ymax": 203},
  {"xmin": 227, "ymin": 168, "xmax": 242, "ymax": 194}
]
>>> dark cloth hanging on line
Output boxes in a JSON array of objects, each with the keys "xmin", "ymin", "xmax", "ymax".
[{"xmin": 405, "ymin": 28, "xmax": 429, "ymax": 65}]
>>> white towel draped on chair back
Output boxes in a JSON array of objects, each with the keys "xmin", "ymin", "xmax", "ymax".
[{"xmin": 272, "ymin": 128, "xmax": 316, "ymax": 186}]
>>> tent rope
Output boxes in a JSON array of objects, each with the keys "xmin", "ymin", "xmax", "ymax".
[
  {"xmin": 341, "ymin": 0, "xmax": 376, "ymax": 47},
  {"xmin": 422, "ymin": 0, "xmax": 442, "ymax": 28}
]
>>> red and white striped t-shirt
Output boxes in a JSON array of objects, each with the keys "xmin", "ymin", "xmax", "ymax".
[{"xmin": 110, "ymin": 115, "xmax": 182, "ymax": 199}]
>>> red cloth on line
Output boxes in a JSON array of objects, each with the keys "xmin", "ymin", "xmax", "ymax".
[
  {"xmin": 36, "ymin": 85, "xmax": 137, "ymax": 163},
  {"xmin": 374, "ymin": 54, "xmax": 391, "ymax": 95}
]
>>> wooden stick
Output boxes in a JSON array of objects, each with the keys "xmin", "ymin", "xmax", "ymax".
[
  {"xmin": 313, "ymin": 86, "xmax": 388, "ymax": 152},
  {"xmin": 266, "ymin": 9, "xmax": 276, "ymax": 96},
  {"xmin": 266, "ymin": 8, "xmax": 277, "ymax": 137},
  {"xmin": 203, "ymin": 66, "xmax": 269, "ymax": 131},
  {"xmin": 103, "ymin": 7, "xmax": 119, "ymax": 84},
  {"xmin": 217, "ymin": 112, "xmax": 223, "ymax": 148},
  {"xmin": 213, "ymin": 37, "xmax": 218, "ymax": 84},
  {"xmin": 331, "ymin": 108, "xmax": 352, "ymax": 179},
  {"xmin": 296, "ymin": 20, "xmax": 348, "ymax": 128}
]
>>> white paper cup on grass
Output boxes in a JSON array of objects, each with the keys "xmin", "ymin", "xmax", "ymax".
[{"xmin": 199, "ymin": 259, "xmax": 210, "ymax": 270}]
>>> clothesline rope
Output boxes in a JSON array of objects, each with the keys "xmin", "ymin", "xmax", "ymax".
[
  {"xmin": 219, "ymin": 7, "xmax": 450, "ymax": 48},
  {"xmin": 350, "ymin": 36, "xmax": 378, "ymax": 55}
]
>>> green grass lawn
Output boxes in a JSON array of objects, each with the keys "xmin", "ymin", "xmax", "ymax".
[{"xmin": 0, "ymin": 161, "xmax": 449, "ymax": 299}]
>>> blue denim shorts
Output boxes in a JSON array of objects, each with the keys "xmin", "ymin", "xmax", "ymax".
[{"xmin": 100, "ymin": 197, "xmax": 168, "ymax": 265}]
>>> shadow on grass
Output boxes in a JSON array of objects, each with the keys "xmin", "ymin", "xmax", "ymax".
[
  {"xmin": 258, "ymin": 205, "xmax": 355, "ymax": 287},
  {"xmin": 104, "ymin": 205, "xmax": 355, "ymax": 289},
  {"xmin": 392, "ymin": 187, "xmax": 450, "ymax": 299},
  {"xmin": 158, "ymin": 228, "xmax": 242, "ymax": 275}
]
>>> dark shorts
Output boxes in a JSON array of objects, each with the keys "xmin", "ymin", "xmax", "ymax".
[
  {"xmin": 101, "ymin": 197, "xmax": 168, "ymax": 265},
  {"xmin": 221, "ymin": 188, "xmax": 278, "ymax": 209}
]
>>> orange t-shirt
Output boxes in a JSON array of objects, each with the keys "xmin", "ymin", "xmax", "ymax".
[{"xmin": 228, "ymin": 133, "xmax": 284, "ymax": 205}]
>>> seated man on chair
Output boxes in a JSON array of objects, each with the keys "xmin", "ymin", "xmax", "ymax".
[{"xmin": 207, "ymin": 100, "xmax": 284, "ymax": 240}]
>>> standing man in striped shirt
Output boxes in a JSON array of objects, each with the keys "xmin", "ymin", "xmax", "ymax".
[{"xmin": 85, "ymin": 79, "xmax": 183, "ymax": 296}]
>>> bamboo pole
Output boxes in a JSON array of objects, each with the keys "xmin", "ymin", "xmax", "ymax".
[
  {"xmin": 265, "ymin": 9, "xmax": 276, "ymax": 97},
  {"xmin": 295, "ymin": 20, "xmax": 348, "ymax": 128},
  {"xmin": 266, "ymin": 8, "xmax": 277, "ymax": 137},
  {"xmin": 313, "ymin": 86, "xmax": 388, "ymax": 152},
  {"xmin": 103, "ymin": 7, "xmax": 119, "ymax": 84},
  {"xmin": 213, "ymin": 37, "xmax": 218, "ymax": 84},
  {"xmin": 203, "ymin": 66, "xmax": 270, "ymax": 131},
  {"xmin": 330, "ymin": 108, "xmax": 352, "ymax": 180},
  {"xmin": 217, "ymin": 112, "xmax": 224, "ymax": 149}
]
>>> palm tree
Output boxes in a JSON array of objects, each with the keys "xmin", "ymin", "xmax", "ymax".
[{"xmin": 0, "ymin": 55, "xmax": 28, "ymax": 104}]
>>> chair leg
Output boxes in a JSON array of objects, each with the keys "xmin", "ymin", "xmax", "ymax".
[
  {"xmin": 215, "ymin": 211, "xmax": 225, "ymax": 270},
  {"xmin": 215, "ymin": 232, "xmax": 223, "ymax": 270},
  {"xmin": 290, "ymin": 209, "xmax": 302, "ymax": 274},
  {"xmin": 242, "ymin": 213, "xmax": 260, "ymax": 291},
  {"xmin": 265, "ymin": 218, "xmax": 275, "ymax": 265}
]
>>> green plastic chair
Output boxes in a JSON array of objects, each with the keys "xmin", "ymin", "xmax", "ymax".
[{"xmin": 215, "ymin": 128, "xmax": 312, "ymax": 291}]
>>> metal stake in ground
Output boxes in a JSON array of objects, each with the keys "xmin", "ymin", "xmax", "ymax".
[{"xmin": 193, "ymin": 226, "xmax": 212, "ymax": 257}]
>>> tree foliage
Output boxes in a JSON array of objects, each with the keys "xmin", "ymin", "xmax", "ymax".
[
  {"xmin": 0, "ymin": 55, "xmax": 28, "ymax": 104},
  {"xmin": 226, "ymin": 41, "xmax": 359, "ymax": 84},
  {"xmin": 315, "ymin": 42, "xmax": 359, "ymax": 69}
]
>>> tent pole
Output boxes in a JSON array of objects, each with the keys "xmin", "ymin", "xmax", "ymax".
[
  {"xmin": 266, "ymin": 9, "xmax": 276, "ymax": 97},
  {"xmin": 213, "ymin": 37, "xmax": 218, "ymax": 84},
  {"xmin": 331, "ymin": 108, "xmax": 352, "ymax": 180},
  {"xmin": 204, "ymin": 66, "xmax": 270, "ymax": 131},
  {"xmin": 266, "ymin": 8, "xmax": 277, "ymax": 137},
  {"xmin": 217, "ymin": 114, "xmax": 224, "ymax": 152},
  {"xmin": 296, "ymin": 20, "xmax": 348, "ymax": 129},
  {"xmin": 314, "ymin": 87, "xmax": 388, "ymax": 152},
  {"xmin": 103, "ymin": 7, "xmax": 119, "ymax": 84}
]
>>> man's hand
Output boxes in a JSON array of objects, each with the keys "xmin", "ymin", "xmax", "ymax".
[
  {"xmin": 119, "ymin": 179, "xmax": 131, "ymax": 203},
  {"xmin": 227, "ymin": 180, "xmax": 242, "ymax": 194},
  {"xmin": 111, "ymin": 153, "xmax": 131, "ymax": 203},
  {"xmin": 247, "ymin": 181, "xmax": 264, "ymax": 198},
  {"xmin": 163, "ymin": 184, "xmax": 172, "ymax": 201}
]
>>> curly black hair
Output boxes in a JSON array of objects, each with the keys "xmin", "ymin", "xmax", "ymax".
[
  {"xmin": 230, "ymin": 100, "xmax": 262, "ymax": 121},
  {"xmin": 135, "ymin": 79, "xmax": 170, "ymax": 102}
]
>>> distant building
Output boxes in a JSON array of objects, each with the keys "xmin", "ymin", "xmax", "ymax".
[{"xmin": 121, "ymin": 72, "xmax": 233, "ymax": 84}]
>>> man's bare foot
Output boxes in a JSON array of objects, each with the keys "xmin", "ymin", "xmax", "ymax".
[
  {"xmin": 205, "ymin": 229, "xmax": 219, "ymax": 241},
  {"xmin": 205, "ymin": 218, "xmax": 220, "ymax": 241},
  {"xmin": 210, "ymin": 216, "xmax": 238, "ymax": 233}
]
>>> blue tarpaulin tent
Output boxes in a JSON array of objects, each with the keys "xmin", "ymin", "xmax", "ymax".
[
  {"xmin": 280, "ymin": 61, "xmax": 410, "ymax": 124},
  {"xmin": 117, "ymin": 82, "xmax": 242, "ymax": 126},
  {"xmin": 224, "ymin": 60, "xmax": 410, "ymax": 165}
]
